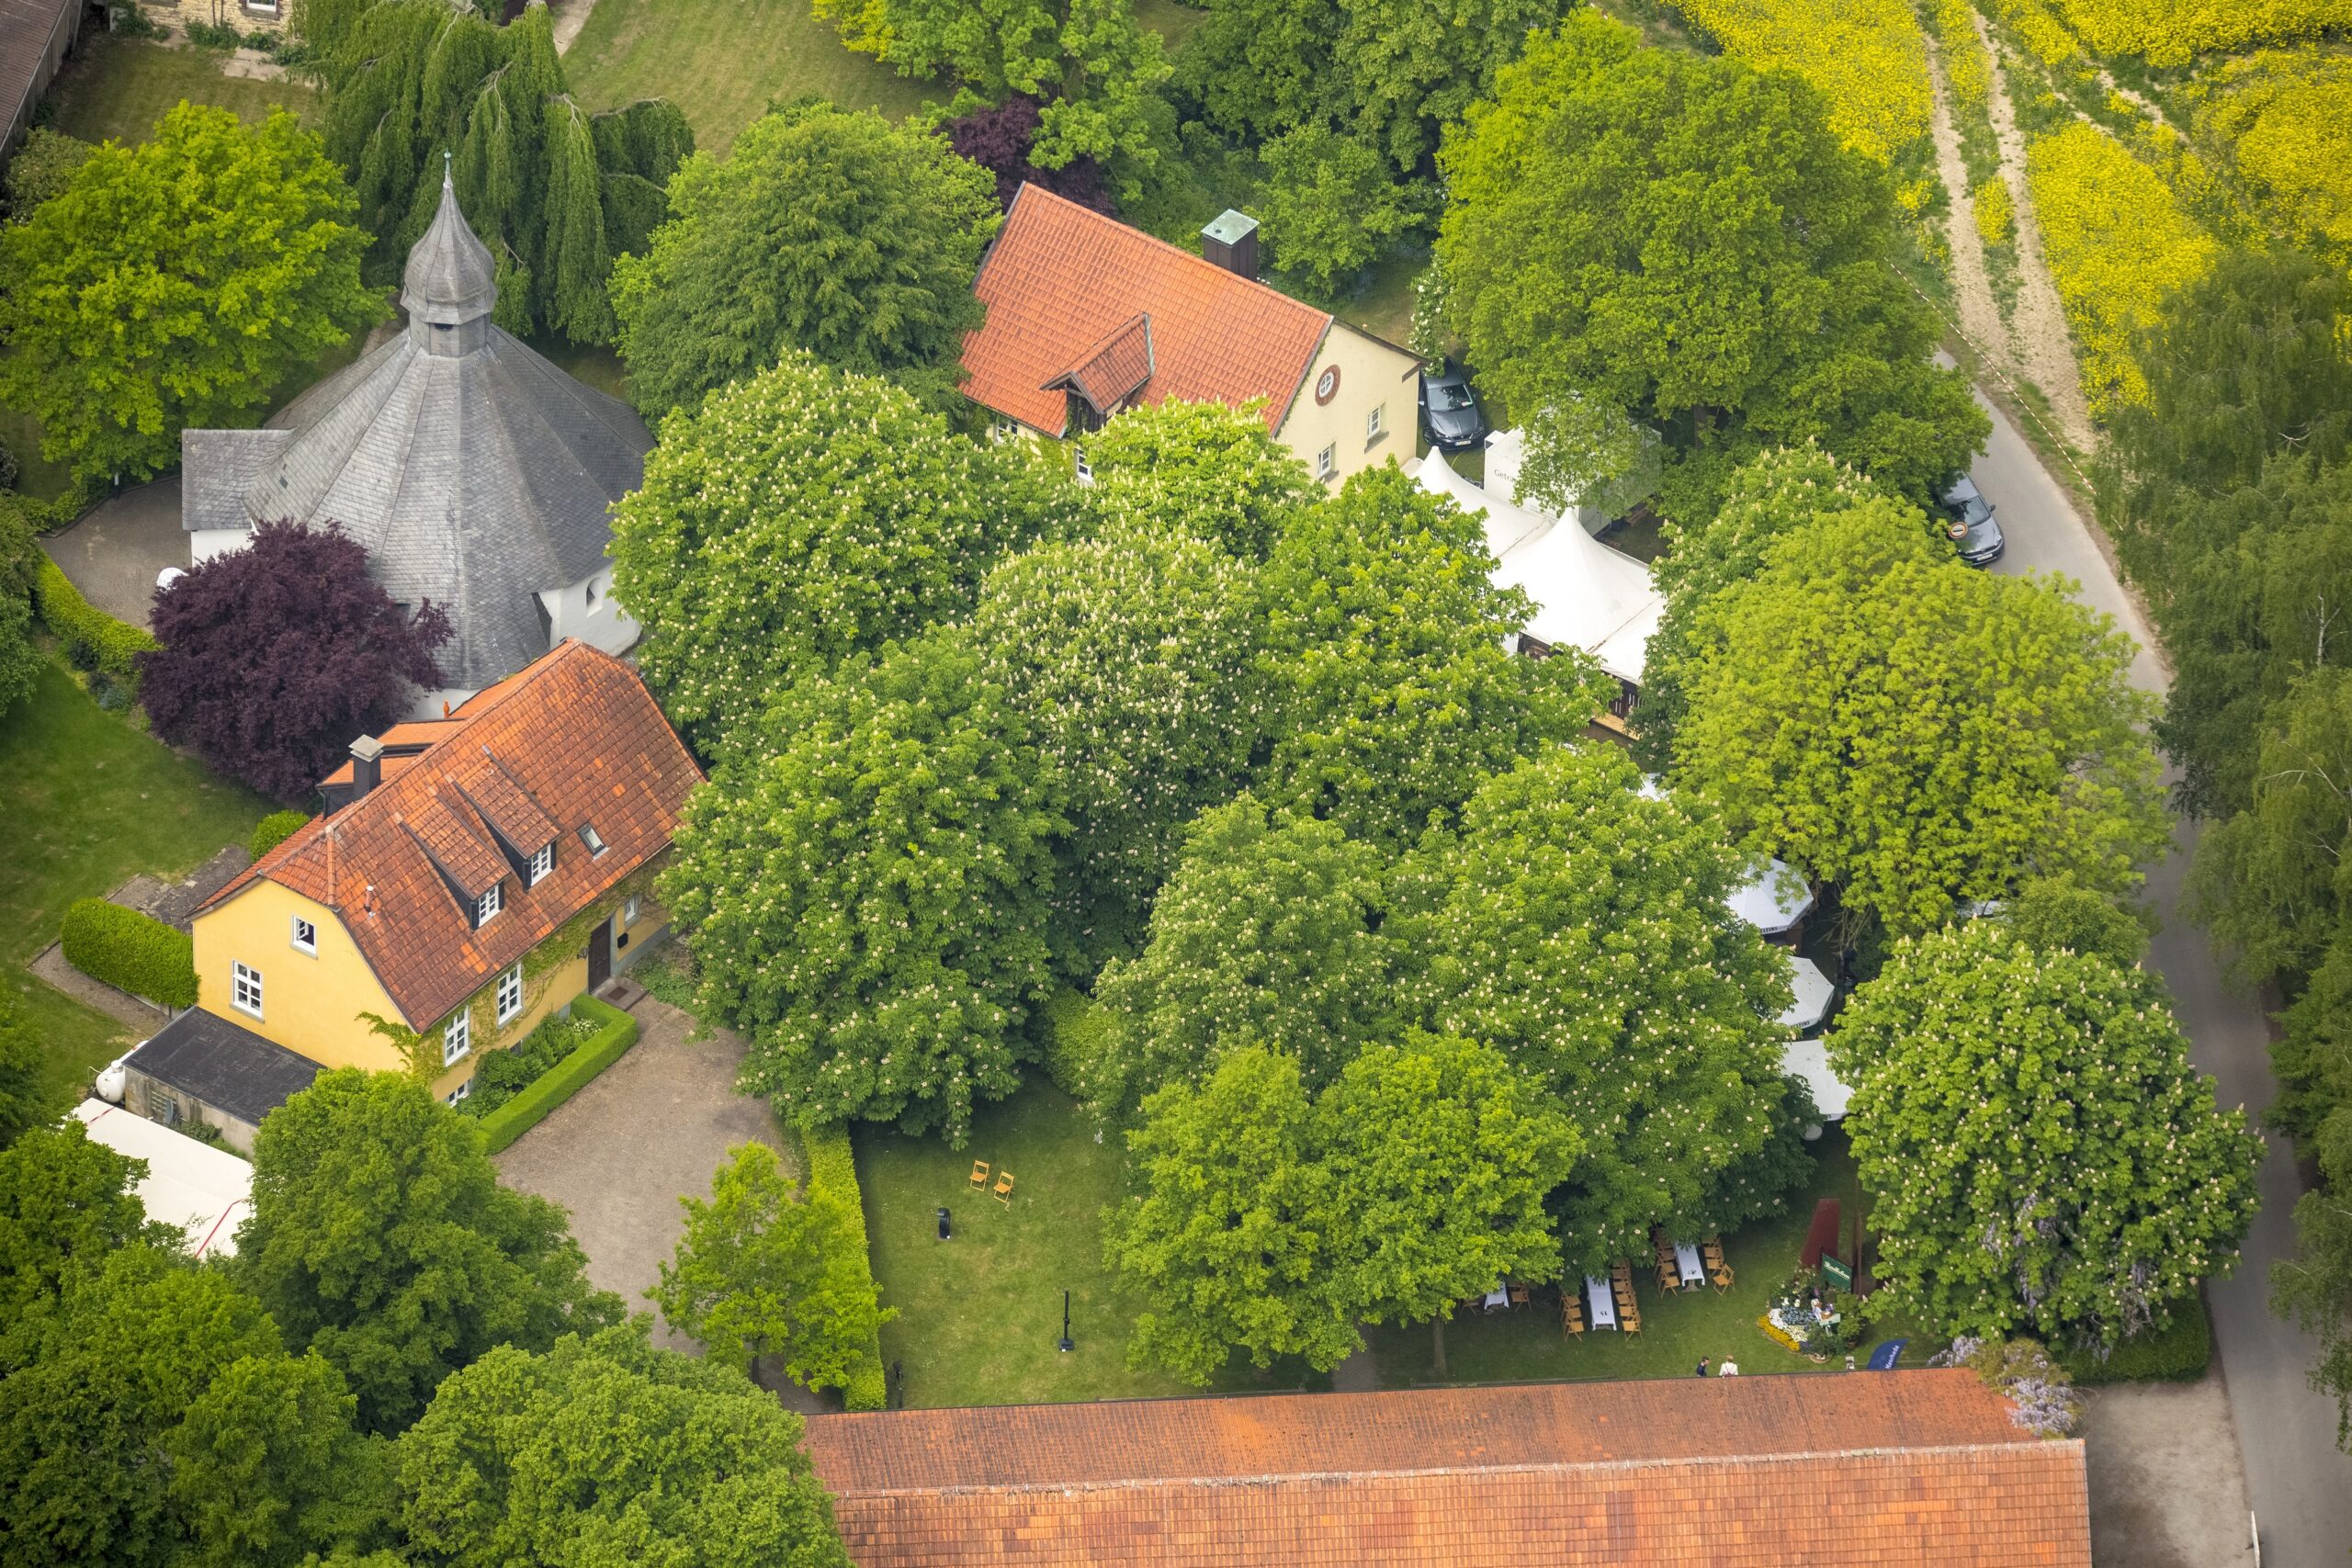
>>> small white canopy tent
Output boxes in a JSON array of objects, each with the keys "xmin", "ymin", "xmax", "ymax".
[
  {"xmin": 1781, "ymin": 1039, "xmax": 1850, "ymax": 1122},
  {"xmin": 1409, "ymin": 454, "xmax": 1663, "ymax": 685},
  {"xmin": 1482, "ymin": 428, "xmax": 1611, "ymax": 536},
  {"xmin": 1778, "ymin": 954, "xmax": 1836, "ymax": 1032},
  {"xmin": 71, "ymin": 1100, "xmax": 252, "ymax": 1259},
  {"xmin": 1728, "ymin": 859, "xmax": 1815, "ymax": 935}
]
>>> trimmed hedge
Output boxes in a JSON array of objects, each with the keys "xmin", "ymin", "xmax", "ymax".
[
  {"xmin": 801, "ymin": 1122, "xmax": 888, "ymax": 1411},
  {"xmin": 2057, "ymin": 1296, "xmax": 2214, "ymax": 1384},
  {"xmin": 476, "ymin": 996, "xmax": 639, "ymax": 1154},
  {"xmin": 34, "ymin": 557, "xmax": 160, "ymax": 691},
  {"xmin": 250, "ymin": 811, "xmax": 311, "ymax": 861},
  {"xmin": 60, "ymin": 897, "xmax": 198, "ymax": 1009}
]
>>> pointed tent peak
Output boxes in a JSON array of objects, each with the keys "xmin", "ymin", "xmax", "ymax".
[{"xmin": 401, "ymin": 169, "xmax": 498, "ymax": 329}]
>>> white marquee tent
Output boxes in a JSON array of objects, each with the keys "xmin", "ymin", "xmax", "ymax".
[
  {"xmin": 1781, "ymin": 1039, "xmax": 1850, "ymax": 1122},
  {"xmin": 1779, "ymin": 953, "xmax": 1836, "ymax": 1033},
  {"xmin": 72, "ymin": 1100, "xmax": 252, "ymax": 1259}
]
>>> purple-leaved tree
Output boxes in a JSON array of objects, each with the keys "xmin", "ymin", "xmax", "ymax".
[
  {"xmin": 142, "ymin": 522, "xmax": 451, "ymax": 803},
  {"xmin": 942, "ymin": 96, "xmax": 1114, "ymax": 215}
]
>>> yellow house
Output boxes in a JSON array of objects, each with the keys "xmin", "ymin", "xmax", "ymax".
[
  {"xmin": 958, "ymin": 185, "xmax": 1424, "ymax": 488},
  {"xmin": 143, "ymin": 641, "xmax": 702, "ymax": 1125}
]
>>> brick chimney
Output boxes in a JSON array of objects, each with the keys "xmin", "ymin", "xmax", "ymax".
[
  {"xmin": 348, "ymin": 735, "xmax": 384, "ymax": 802},
  {"xmin": 1201, "ymin": 209, "xmax": 1260, "ymax": 280}
]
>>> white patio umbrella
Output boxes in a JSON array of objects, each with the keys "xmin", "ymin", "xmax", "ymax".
[
  {"xmin": 1777, "ymin": 954, "xmax": 1835, "ymax": 1033},
  {"xmin": 1727, "ymin": 858, "xmax": 1815, "ymax": 935},
  {"xmin": 1781, "ymin": 1038, "xmax": 1850, "ymax": 1124}
]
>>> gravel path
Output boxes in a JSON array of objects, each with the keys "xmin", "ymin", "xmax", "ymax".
[
  {"xmin": 551, "ymin": 0, "xmax": 594, "ymax": 53},
  {"xmin": 1923, "ymin": 35, "xmax": 2007, "ymax": 363},
  {"xmin": 1974, "ymin": 10, "xmax": 2097, "ymax": 448}
]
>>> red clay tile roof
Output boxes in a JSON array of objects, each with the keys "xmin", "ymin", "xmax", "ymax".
[
  {"xmin": 802, "ymin": 1371, "xmax": 2089, "ymax": 1568},
  {"xmin": 199, "ymin": 641, "xmax": 702, "ymax": 1026},
  {"xmin": 963, "ymin": 186, "xmax": 1332, "ymax": 436},
  {"xmin": 1046, "ymin": 312, "xmax": 1155, "ymax": 416}
]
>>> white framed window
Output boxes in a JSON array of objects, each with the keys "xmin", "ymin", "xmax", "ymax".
[
  {"xmin": 496, "ymin": 964, "xmax": 525, "ymax": 1025},
  {"xmin": 989, "ymin": 415, "xmax": 1021, "ymax": 444},
  {"xmin": 528, "ymin": 841, "xmax": 555, "ymax": 886},
  {"xmin": 623, "ymin": 895, "xmax": 641, "ymax": 928},
  {"xmin": 290, "ymin": 916, "xmax": 317, "ymax": 955},
  {"xmin": 1367, "ymin": 403, "xmax": 1386, "ymax": 441},
  {"xmin": 1072, "ymin": 444, "xmax": 1094, "ymax": 485},
  {"xmin": 446, "ymin": 1077, "xmax": 472, "ymax": 1106},
  {"xmin": 580, "ymin": 824, "xmax": 607, "ymax": 856},
  {"xmin": 474, "ymin": 882, "xmax": 503, "ymax": 928},
  {"xmin": 443, "ymin": 1010, "xmax": 471, "ymax": 1066},
  {"xmin": 232, "ymin": 962, "xmax": 263, "ymax": 1019},
  {"xmin": 1316, "ymin": 444, "xmax": 1337, "ymax": 481}
]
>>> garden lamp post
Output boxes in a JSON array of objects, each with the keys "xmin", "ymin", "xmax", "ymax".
[{"xmin": 1058, "ymin": 1291, "xmax": 1074, "ymax": 1354}]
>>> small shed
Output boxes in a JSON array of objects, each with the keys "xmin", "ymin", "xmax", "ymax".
[
  {"xmin": 0, "ymin": 0, "xmax": 82, "ymax": 169},
  {"xmin": 71, "ymin": 1100, "xmax": 254, "ymax": 1259},
  {"xmin": 122, "ymin": 1007, "xmax": 322, "ymax": 1153}
]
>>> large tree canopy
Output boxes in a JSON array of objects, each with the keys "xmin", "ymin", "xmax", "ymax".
[
  {"xmin": 0, "ymin": 1122, "xmax": 157, "ymax": 1318},
  {"xmin": 0, "ymin": 104, "xmax": 379, "ymax": 484},
  {"xmin": 1830, "ymin": 925, "xmax": 2262, "ymax": 1351},
  {"xmin": 312, "ymin": 0, "xmax": 691, "ymax": 344},
  {"xmin": 1091, "ymin": 795, "xmax": 1396, "ymax": 1118},
  {"xmin": 1082, "ymin": 399, "xmax": 1317, "ymax": 561},
  {"xmin": 1105, "ymin": 1047, "xmax": 1361, "ymax": 1383},
  {"xmin": 1255, "ymin": 465, "xmax": 1611, "ymax": 849},
  {"xmin": 0, "ymin": 497, "xmax": 43, "ymax": 719},
  {"xmin": 397, "ymin": 1323, "xmax": 850, "ymax": 1568},
  {"xmin": 142, "ymin": 523, "xmax": 453, "ymax": 804},
  {"xmin": 1398, "ymin": 742, "xmax": 1800, "ymax": 1263},
  {"xmin": 663, "ymin": 630, "xmax": 1061, "ymax": 1144},
  {"xmin": 611, "ymin": 100, "xmax": 999, "ymax": 415},
  {"xmin": 232, "ymin": 1070, "xmax": 623, "ymax": 1435},
  {"xmin": 967, "ymin": 525, "xmax": 1265, "ymax": 972},
  {"xmin": 1434, "ymin": 11, "xmax": 1984, "ymax": 523},
  {"xmin": 813, "ymin": 0, "xmax": 1170, "ymax": 190},
  {"xmin": 608, "ymin": 354, "xmax": 1069, "ymax": 758},
  {"xmin": 1672, "ymin": 497, "xmax": 2167, "ymax": 938}
]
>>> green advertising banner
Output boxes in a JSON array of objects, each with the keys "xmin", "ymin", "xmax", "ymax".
[{"xmin": 1820, "ymin": 1254, "xmax": 1853, "ymax": 1292}]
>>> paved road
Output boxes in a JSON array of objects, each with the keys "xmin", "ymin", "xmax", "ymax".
[{"xmin": 1971, "ymin": 389, "xmax": 2352, "ymax": 1564}]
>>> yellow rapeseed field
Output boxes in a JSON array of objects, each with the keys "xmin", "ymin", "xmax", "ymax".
[
  {"xmin": 1973, "ymin": 178, "xmax": 2016, "ymax": 249},
  {"xmin": 1676, "ymin": 0, "xmax": 1931, "ymax": 166},
  {"xmin": 1926, "ymin": 0, "xmax": 1989, "ymax": 111},
  {"xmin": 2027, "ymin": 121, "xmax": 2219, "ymax": 417},
  {"xmin": 2190, "ymin": 48, "xmax": 2352, "ymax": 256},
  {"xmin": 2051, "ymin": 0, "xmax": 2352, "ymax": 64}
]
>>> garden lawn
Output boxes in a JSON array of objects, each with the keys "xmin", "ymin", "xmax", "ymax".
[
  {"xmin": 856, "ymin": 1083, "xmax": 1295, "ymax": 1409},
  {"xmin": 46, "ymin": 37, "xmax": 318, "ymax": 146},
  {"xmin": 0, "ymin": 660, "xmax": 270, "ymax": 1104},
  {"xmin": 563, "ymin": 0, "xmax": 933, "ymax": 155},
  {"xmin": 1363, "ymin": 1129, "xmax": 1935, "ymax": 1386}
]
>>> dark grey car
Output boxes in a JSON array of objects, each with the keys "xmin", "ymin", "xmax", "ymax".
[
  {"xmin": 1942, "ymin": 474, "xmax": 2005, "ymax": 567},
  {"xmin": 1419, "ymin": 364, "xmax": 1489, "ymax": 451}
]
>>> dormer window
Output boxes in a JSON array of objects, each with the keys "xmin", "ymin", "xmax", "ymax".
[
  {"xmin": 474, "ymin": 882, "xmax": 503, "ymax": 928},
  {"xmin": 580, "ymin": 824, "xmax": 606, "ymax": 857},
  {"xmin": 528, "ymin": 841, "xmax": 555, "ymax": 886}
]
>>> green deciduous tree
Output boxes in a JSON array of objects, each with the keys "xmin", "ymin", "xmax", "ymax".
[
  {"xmin": 608, "ymin": 353, "xmax": 1069, "ymax": 758},
  {"xmin": 1105, "ymin": 1047, "xmax": 1361, "ymax": 1382},
  {"xmin": 1674, "ymin": 499, "xmax": 2167, "ymax": 938},
  {"xmin": 1083, "ymin": 398, "xmax": 1317, "ymax": 560},
  {"xmin": 1435, "ymin": 11, "xmax": 1985, "ymax": 523},
  {"xmin": 0, "ymin": 497, "xmax": 47, "ymax": 719},
  {"xmin": 968, "ymin": 526, "xmax": 1265, "ymax": 971},
  {"xmin": 1091, "ymin": 795, "xmax": 1395, "ymax": 1117},
  {"xmin": 2276, "ymin": 1089, "xmax": 2352, "ymax": 1448},
  {"xmin": 232, "ymin": 1069, "xmax": 623, "ymax": 1435},
  {"xmin": 0, "ymin": 1122, "xmax": 157, "ymax": 1317},
  {"xmin": 2002, "ymin": 875, "xmax": 2153, "ymax": 968},
  {"xmin": 652, "ymin": 1142, "xmax": 893, "ymax": 1393},
  {"xmin": 0, "ymin": 104, "xmax": 379, "ymax": 484},
  {"xmin": 814, "ymin": 0, "xmax": 1170, "ymax": 190},
  {"xmin": 397, "ymin": 1322, "xmax": 850, "ymax": 1568},
  {"xmin": 611, "ymin": 99, "xmax": 999, "ymax": 415},
  {"xmin": 664, "ymin": 631, "xmax": 1061, "ymax": 1144},
  {"xmin": 316, "ymin": 0, "xmax": 690, "ymax": 344},
  {"xmin": 2, "ymin": 127, "xmax": 90, "ymax": 217},
  {"xmin": 1317, "ymin": 1033, "xmax": 1577, "ymax": 1377},
  {"xmin": 1399, "ymin": 743, "xmax": 1801, "ymax": 1262},
  {"xmin": 1831, "ymin": 924, "xmax": 2262, "ymax": 1351},
  {"xmin": 1259, "ymin": 124, "xmax": 1425, "ymax": 294},
  {"xmin": 1256, "ymin": 465, "xmax": 1611, "ymax": 849},
  {"xmin": 0, "ymin": 994, "xmax": 40, "ymax": 1153}
]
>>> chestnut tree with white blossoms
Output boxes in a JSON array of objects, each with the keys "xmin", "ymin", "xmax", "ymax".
[{"xmin": 1829, "ymin": 923, "xmax": 2263, "ymax": 1352}]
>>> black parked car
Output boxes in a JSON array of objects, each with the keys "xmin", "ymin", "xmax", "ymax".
[
  {"xmin": 1941, "ymin": 474, "xmax": 2005, "ymax": 566},
  {"xmin": 1419, "ymin": 364, "xmax": 1490, "ymax": 452}
]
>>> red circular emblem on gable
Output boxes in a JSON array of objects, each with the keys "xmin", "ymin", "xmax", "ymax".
[{"xmin": 1315, "ymin": 366, "xmax": 1341, "ymax": 405}]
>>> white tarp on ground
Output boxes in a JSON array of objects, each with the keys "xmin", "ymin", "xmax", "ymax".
[
  {"xmin": 1781, "ymin": 1040, "xmax": 1850, "ymax": 1121},
  {"xmin": 1779, "ymin": 954, "xmax": 1836, "ymax": 1032},
  {"xmin": 1728, "ymin": 858, "xmax": 1815, "ymax": 934},
  {"xmin": 1409, "ymin": 454, "xmax": 1663, "ymax": 685},
  {"xmin": 71, "ymin": 1099, "xmax": 252, "ymax": 1258}
]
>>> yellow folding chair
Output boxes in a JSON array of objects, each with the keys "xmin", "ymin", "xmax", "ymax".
[
  {"xmin": 993, "ymin": 1170, "xmax": 1014, "ymax": 1206},
  {"xmin": 969, "ymin": 1160, "xmax": 990, "ymax": 1190}
]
